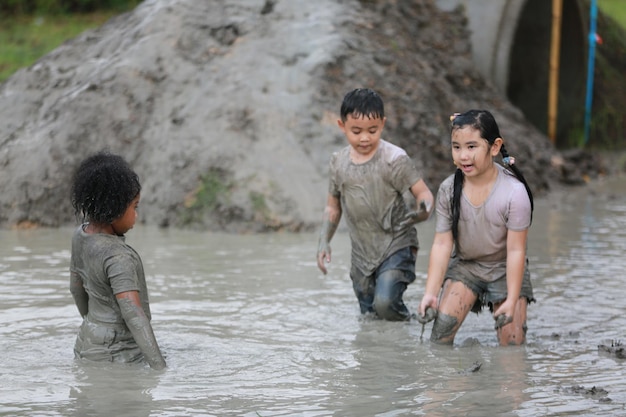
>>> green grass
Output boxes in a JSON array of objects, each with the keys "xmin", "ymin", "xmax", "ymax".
[
  {"xmin": 0, "ymin": 12, "xmax": 126, "ymax": 82},
  {"xmin": 1, "ymin": 2, "xmax": 624, "ymax": 84},
  {"xmin": 598, "ymin": 0, "xmax": 626, "ymax": 28}
]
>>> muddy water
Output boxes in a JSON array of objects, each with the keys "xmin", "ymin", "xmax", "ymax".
[{"xmin": 1, "ymin": 178, "xmax": 626, "ymax": 417}]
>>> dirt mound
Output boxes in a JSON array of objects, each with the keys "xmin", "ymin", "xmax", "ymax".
[{"xmin": 0, "ymin": 0, "xmax": 608, "ymax": 232}]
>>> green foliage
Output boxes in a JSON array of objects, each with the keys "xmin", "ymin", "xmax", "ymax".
[
  {"xmin": 189, "ymin": 171, "xmax": 231, "ymax": 211},
  {"xmin": 249, "ymin": 191, "xmax": 268, "ymax": 215},
  {"xmin": 598, "ymin": 0, "xmax": 626, "ymax": 29},
  {"xmin": 0, "ymin": 13, "xmax": 119, "ymax": 82},
  {"xmin": 565, "ymin": 0, "xmax": 626, "ymax": 149},
  {"xmin": 0, "ymin": 1, "xmax": 141, "ymax": 83},
  {"xmin": 180, "ymin": 169, "xmax": 233, "ymax": 226},
  {"xmin": 587, "ymin": 4, "xmax": 626, "ymax": 148},
  {"xmin": 0, "ymin": 0, "xmax": 142, "ymax": 14}
]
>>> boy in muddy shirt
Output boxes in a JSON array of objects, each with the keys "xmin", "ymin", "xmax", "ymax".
[{"xmin": 316, "ymin": 88, "xmax": 434, "ymax": 321}]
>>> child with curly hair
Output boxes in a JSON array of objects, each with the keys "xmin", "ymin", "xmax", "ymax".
[{"xmin": 69, "ymin": 151, "xmax": 166, "ymax": 369}]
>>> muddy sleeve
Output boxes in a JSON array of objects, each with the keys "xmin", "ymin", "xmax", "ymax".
[
  {"xmin": 389, "ymin": 154, "xmax": 422, "ymax": 192},
  {"xmin": 117, "ymin": 293, "xmax": 166, "ymax": 370},
  {"xmin": 328, "ymin": 152, "xmax": 341, "ymax": 197},
  {"xmin": 69, "ymin": 269, "xmax": 89, "ymax": 317},
  {"xmin": 506, "ymin": 182, "xmax": 532, "ymax": 231},
  {"xmin": 435, "ymin": 177, "xmax": 453, "ymax": 234},
  {"xmin": 105, "ymin": 253, "xmax": 141, "ymax": 295}
]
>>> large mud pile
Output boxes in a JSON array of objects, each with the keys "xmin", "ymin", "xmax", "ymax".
[{"xmin": 0, "ymin": 0, "xmax": 607, "ymax": 232}]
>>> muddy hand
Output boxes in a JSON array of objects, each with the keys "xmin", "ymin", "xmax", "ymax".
[
  {"xmin": 398, "ymin": 200, "xmax": 432, "ymax": 228},
  {"xmin": 494, "ymin": 314, "xmax": 513, "ymax": 329},
  {"xmin": 416, "ymin": 307, "xmax": 437, "ymax": 325},
  {"xmin": 418, "ymin": 307, "xmax": 437, "ymax": 340}
]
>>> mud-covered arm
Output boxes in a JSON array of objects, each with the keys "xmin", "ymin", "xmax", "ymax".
[
  {"xmin": 317, "ymin": 193, "xmax": 342, "ymax": 275},
  {"xmin": 398, "ymin": 180, "xmax": 435, "ymax": 229},
  {"xmin": 408, "ymin": 179, "xmax": 435, "ymax": 224},
  {"xmin": 116, "ymin": 291, "xmax": 166, "ymax": 370},
  {"xmin": 70, "ymin": 270, "xmax": 89, "ymax": 318},
  {"xmin": 493, "ymin": 229, "xmax": 527, "ymax": 320}
]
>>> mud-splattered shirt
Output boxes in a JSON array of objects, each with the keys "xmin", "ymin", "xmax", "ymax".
[
  {"xmin": 70, "ymin": 225, "xmax": 151, "ymax": 325},
  {"xmin": 435, "ymin": 163, "xmax": 532, "ymax": 282},
  {"xmin": 329, "ymin": 139, "xmax": 423, "ymax": 276}
]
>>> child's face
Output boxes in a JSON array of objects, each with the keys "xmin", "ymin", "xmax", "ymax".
[
  {"xmin": 111, "ymin": 194, "xmax": 140, "ymax": 236},
  {"xmin": 338, "ymin": 113, "xmax": 386, "ymax": 160},
  {"xmin": 451, "ymin": 126, "xmax": 502, "ymax": 177}
]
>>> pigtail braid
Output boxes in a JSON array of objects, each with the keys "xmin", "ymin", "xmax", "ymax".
[{"xmin": 450, "ymin": 168, "xmax": 464, "ymax": 250}]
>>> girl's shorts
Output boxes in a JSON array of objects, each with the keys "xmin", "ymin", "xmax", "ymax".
[{"xmin": 444, "ymin": 257, "xmax": 535, "ymax": 313}]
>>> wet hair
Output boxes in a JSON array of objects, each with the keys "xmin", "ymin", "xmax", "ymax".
[
  {"xmin": 449, "ymin": 110, "xmax": 534, "ymax": 248},
  {"xmin": 71, "ymin": 151, "xmax": 141, "ymax": 224},
  {"xmin": 340, "ymin": 88, "xmax": 385, "ymax": 122}
]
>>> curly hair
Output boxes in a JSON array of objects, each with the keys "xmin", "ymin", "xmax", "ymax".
[{"xmin": 71, "ymin": 151, "xmax": 141, "ymax": 224}]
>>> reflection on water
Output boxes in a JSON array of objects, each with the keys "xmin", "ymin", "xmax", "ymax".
[
  {"xmin": 68, "ymin": 363, "xmax": 159, "ymax": 417},
  {"xmin": 1, "ymin": 177, "xmax": 626, "ymax": 416}
]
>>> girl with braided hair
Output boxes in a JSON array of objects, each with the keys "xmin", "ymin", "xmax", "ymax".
[{"xmin": 418, "ymin": 110, "xmax": 534, "ymax": 346}]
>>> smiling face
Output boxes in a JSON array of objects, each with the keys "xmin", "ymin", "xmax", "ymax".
[
  {"xmin": 451, "ymin": 126, "xmax": 502, "ymax": 178},
  {"xmin": 338, "ymin": 113, "xmax": 386, "ymax": 162}
]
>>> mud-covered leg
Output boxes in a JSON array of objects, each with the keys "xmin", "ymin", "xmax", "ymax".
[
  {"xmin": 430, "ymin": 280, "xmax": 477, "ymax": 344},
  {"xmin": 373, "ymin": 269, "xmax": 411, "ymax": 321},
  {"xmin": 495, "ymin": 297, "xmax": 528, "ymax": 346}
]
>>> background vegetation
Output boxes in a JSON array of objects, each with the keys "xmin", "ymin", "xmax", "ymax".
[
  {"xmin": 588, "ymin": 0, "xmax": 626, "ymax": 149},
  {"xmin": 597, "ymin": 0, "xmax": 626, "ymax": 27},
  {"xmin": 0, "ymin": 0, "xmax": 141, "ymax": 14},
  {"xmin": 0, "ymin": 0, "xmax": 623, "ymax": 148},
  {"xmin": 0, "ymin": 0, "xmax": 141, "ymax": 81}
]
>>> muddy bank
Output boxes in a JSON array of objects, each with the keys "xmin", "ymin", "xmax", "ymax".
[{"xmin": 0, "ymin": 0, "xmax": 615, "ymax": 232}]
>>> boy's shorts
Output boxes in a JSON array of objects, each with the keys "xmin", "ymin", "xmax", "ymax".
[{"xmin": 444, "ymin": 257, "xmax": 535, "ymax": 314}]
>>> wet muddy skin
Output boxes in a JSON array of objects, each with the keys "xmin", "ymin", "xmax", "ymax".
[{"xmin": 417, "ymin": 307, "xmax": 437, "ymax": 340}]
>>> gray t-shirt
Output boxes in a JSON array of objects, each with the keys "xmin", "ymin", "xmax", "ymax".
[
  {"xmin": 329, "ymin": 139, "xmax": 423, "ymax": 275},
  {"xmin": 435, "ymin": 164, "xmax": 532, "ymax": 282},
  {"xmin": 70, "ymin": 225, "xmax": 151, "ymax": 325}
]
